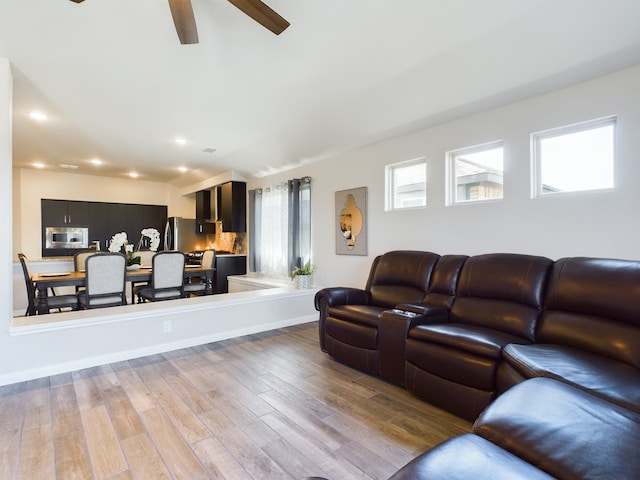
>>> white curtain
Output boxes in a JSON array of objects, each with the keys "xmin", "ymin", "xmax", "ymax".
[
  {"xmin": 249, "ymin": 177, "xmax": 311, "ymax": 277},
  {"xmin": 259, "ymin": 182, "xmax": 289, "ymax": 277}
]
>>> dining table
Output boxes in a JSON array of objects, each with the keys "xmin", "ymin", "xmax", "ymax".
[{"xmin": 31, "ymin": 265, "xmax": 215, "ymax": 314}]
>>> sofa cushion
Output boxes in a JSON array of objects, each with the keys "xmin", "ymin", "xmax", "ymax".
[
  {"xmin": 326, "ymin": 312, "xmax": 383, "ymax": 350},
  {"xmin": 539, "ymin": 256, "xmax": 640, "ymax": 368},
  {"xmin": 327, "ymin": 304, "xmax": 384, "ymax": 328},
  {"xmin": 451, "ymin": 253, "xmax": 553, "ymax": 340},
  {"xmin": 388, "ymin": 434, "xmax": 555, "ymax": 480},
  {"xmin": 410, "ymin": 324, "xmax": 528, "ymax": 360},
  {"xmin": 502, "ymin": 343, "xmax": 640, "ymax": 413},
  {"xmin": 474, "ymin": 378, "xmax": 640, "ymax": 480},
  {"xmin": 367, "ymin": 251, "xmax": 439, "ymax": 307},
  {"xmin": 421, "ymin": 254, "xmax": 468, "ymax": 309}
]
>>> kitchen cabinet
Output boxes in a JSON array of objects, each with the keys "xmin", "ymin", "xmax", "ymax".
[
  {"xmin": 195, "ymin": 190, "xmax": 215, "ymax": 234},
  {"xmin": 122, "ymin": 204, "xmax": 166, "ymax": 249},
  {"xmin": 216, "ymin": 181, "xmax": 246, "ymax": 232},
  {"xmin": 42, "ymin": 200, "xmax": 166, "ymax": 256},
  {"xmin": 88, "ymin": 202, "xmax": 126, "ymax": 251},
  {"xmin": 42, "ymin": 199, "xmax": 89, "ymax": 227},
  {"xmin": 215, "ymin": 255, "xmax": 247, "ymax": 293}
]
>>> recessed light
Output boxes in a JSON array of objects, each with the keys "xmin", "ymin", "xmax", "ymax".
[
  {"xmin": 175, "ymin": 137, "xmax": 187, "ymax": 145},
  {"xmin": 91, "ymin": 158, "xmax": 102, "ymax": 166},
  {"xmin": 129, "ymin": 171, "xmax": 139, "ymax": 178},
  {"xmin": 178, "ymin": 166, "xmax": 188, "ymax": 173},
  {"xmin": 29, "ymin": 111, "xmax": 48, "ymax": 122},
  {"xmin": 33, "ymin": 162, "xmax": 45, "ymax": 168}
]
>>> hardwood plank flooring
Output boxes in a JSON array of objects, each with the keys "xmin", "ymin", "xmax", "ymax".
[{"xmin": 0, "ymin": 322, "xmax": 471, "ymax": 479}]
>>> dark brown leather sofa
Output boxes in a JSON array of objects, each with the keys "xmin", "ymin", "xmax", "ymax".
[{"xmin": 314, "ymin": 250, "xmax": 640, "ymax": 479}]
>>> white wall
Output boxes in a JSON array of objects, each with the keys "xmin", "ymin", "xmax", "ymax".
[
  {"xmin": 248, "ymin": 65, "xmax": 640, "ymax": 289},
  {"xmin": 3, "ymin": 61, "xmax": 640, "ymax": 386},
  {"xmin": 13, "ymin": 168, "xmax": 196, "ymax": 259},
  {"xmin": 1, "ymin": 60, "xmax": 13, "ymax": 321}
]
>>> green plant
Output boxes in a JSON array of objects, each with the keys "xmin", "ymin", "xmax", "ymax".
[{"xmin": 290, "ymin": 262, "xmax": 316, "ymax": 280}]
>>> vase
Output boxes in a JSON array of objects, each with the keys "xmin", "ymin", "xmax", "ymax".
[
  {"xmin": 126, "ymin": 264, "xmax": 141, "ymax": 271},
  {"xmin": 294, "ymin": 274, "xmax": 311, "ymax": 289}
]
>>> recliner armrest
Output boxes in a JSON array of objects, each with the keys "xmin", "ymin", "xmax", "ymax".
[
  {"xmin": 314, "ymin": 287, "xmax": 369, "ymax": 310},
  {"xmin": 396, "ymin": 303, "xmax": 449, "ymax": 324}
]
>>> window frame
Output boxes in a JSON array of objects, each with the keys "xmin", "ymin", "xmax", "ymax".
[
  {"xmin": 531, "ymin": 116, "xmax": 616, "ymax": 198},
  {"xmin": 384, "ymin": 157, "xmax": 427, "ymax": 211},
  {"xmin": 446, "ymin": 141, "xmax": 504, "ymax": 206}
]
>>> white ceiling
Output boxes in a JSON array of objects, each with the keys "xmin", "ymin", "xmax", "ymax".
[{"xmin": 2, "ymin": 0, "xmax": 640, "ymax": 188}]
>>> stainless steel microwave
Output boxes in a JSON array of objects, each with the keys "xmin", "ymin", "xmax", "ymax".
[{"xmin": 45, "ymin": 226, "xmax": 89, "ymax": 249}]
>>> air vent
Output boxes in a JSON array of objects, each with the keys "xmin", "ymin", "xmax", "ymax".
[{"xmin": 202, "ymin": 147, "xmax": 216, "ymax": 154}]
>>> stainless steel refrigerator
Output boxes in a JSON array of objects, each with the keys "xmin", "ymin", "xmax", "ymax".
[{"xmin": 164, "ymin": 217, "xmax": 206, "ymax": 252}]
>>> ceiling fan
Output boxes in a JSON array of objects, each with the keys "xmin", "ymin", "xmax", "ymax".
[{"xmin": 69, "ymin": 0, "xmax": 290, "ymax": 44}]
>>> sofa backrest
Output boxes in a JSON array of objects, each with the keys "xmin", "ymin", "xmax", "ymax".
[
  {"xmin": 366, "ymin": 250, "xmax": 440, "ymax": 308},
  {"xmin": 451, "ymin": 253, "xmax": 553, "ymax": 341},
  {"xmin": 538, "ymin": 257, "xmax": 640, "ymax": 368},
  {"xmin": 422, "ymin": 254, "xmax": 468, "ymax": 308}
]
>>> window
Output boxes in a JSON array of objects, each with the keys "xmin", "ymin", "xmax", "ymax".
[
  {"xmin": 532, "ymin": 117, "xmax": 615, "ymax": 197},
  {"xmin": 385, "ymin": 158, "xmax": 426, "ymax": 211},
  {"xmin": 447, "ymin": 142, "xmax": 503, "ymax": 205},
  {"xmin": 248, "ymin": 177, "xmax": 311, "ymax": 277}
]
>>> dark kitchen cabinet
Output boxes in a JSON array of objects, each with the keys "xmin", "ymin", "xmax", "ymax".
[
  {"xmin": 126, "ymin": 204, "xmax": 167, "ymax": 249},
  {"xmin": 42, "ymin": 201, "xmax": 166, "ymax": 256},
  {"xmin": 215, "ymin": 255, "xmax": 247, "ymax": 293},
  {"xmin": 88, "ymin": 202, "xmax": 126, "ymax": 251},
  {"xmin": 195, "ymin": 190, "xmax": 215, "ymax": 234},
  {"xmin": 42, "ymin": 199, "xmax": 89, "ymax": 227},
  {"xmin": 216, "ymin": 182, "xmax": 246, "ymax": 232}
]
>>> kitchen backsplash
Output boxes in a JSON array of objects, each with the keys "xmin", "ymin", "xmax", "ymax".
[{"xmin": 205, "ymin": 222, "xmax": 246, "ymax": 254}]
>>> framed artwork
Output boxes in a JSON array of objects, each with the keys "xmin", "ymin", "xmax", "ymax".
[{"xmin": 335, "ymin": 187, "xmax": 367, "ymax": 255}]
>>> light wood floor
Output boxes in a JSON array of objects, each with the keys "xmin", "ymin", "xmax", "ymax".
[{"xmin": 0, "ymin": 322, "xmax": 471, "ymax": 480}]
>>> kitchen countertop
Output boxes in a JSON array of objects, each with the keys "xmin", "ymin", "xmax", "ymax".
[{"xmin": 33, "ymin": 252, "xmax": 247, "ymax": 261}]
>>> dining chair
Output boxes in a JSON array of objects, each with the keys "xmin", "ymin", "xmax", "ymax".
[
  {"xmin": 129, "ymin": 250, "xmax": 156, "ymax": 298},
  {"xmin": 135, "ymin": 251, "xmax": 185, "ymax": 303},
  {"xmin": 78, "ymin": 252, "xmax": 127, "ymax": 309},
  {"xmin": 135, "ymin": 250, "xmax": 156, "ymax": 267},
  {"xmin": 73, "ymin": 249, "xmax": 98, "ymax": 294},
  {"xmin": 73, "ymin": 250, "xmax": 97, "ymax": 272},
  {"xmin": 18, "ymin": 253, "xmax": 78, "ymax": 315},
  {"xmin": 183, "ymin": 249, "xmax": 215, "ymax": 297}
]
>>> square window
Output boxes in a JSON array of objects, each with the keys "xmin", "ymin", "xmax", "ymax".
[
  {"xmin": 532, "ymin": 117, "xmax": 615, "ymax": 196},
  {"xmin": 447, "ymin": 143, "xmax": 503, "ymax": 205},
  {"xmin": 385, "ymin": 158, "xmax": 426, "ymax": 211}
]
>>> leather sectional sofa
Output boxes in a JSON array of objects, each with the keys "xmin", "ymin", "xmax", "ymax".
[{"xmin": 314, "ymin": 251, "xmax": 640, "ymax": 479}]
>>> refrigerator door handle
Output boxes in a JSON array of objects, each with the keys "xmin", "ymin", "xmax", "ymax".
[{"xmin": 164, "ymin": 220, "xmax": 172, "ymax": 250}]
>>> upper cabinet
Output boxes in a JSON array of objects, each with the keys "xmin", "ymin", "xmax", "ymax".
[
  {"xmin": 41, "ymin": 199, "xmax": 89, "ymax": 227},
  {"xmin": 42, "ymin": 199, "xmax": 167, "ymax": 256},
  {"xmin": 195, "ymin": 190, "xmax": 216, "ymax": 234},
  {"xmin": 217, "ymin": 181, "xmax": 246, "ymax": 233}
]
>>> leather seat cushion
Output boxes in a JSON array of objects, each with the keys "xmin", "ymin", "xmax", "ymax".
[
  {"xmin": 409, "ymin": 324, "xmax": 528, "ymax": 360},
  {"xmin": 474, "ymin": 378, "xmax": 640, "ymax": 480},
  {"xmin": 406, "ymin": 338, "xmax": 497, "ymax": 391},
  {"xmin": 503, "ymin": 343, "xmax": 640, "ymax": 413},
  {"xmin": 388, "ymin": 434, "xmax": 555, "ymax": 480},
  {"xmin": 326, "ymin": 316, "xmax": 379, "ymax": 350},
  {"xmin": 327, "ymin": 304, "xmax": 385, "ymax": 328}
]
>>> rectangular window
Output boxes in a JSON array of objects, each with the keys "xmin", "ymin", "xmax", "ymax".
[
  {"xmin": 532, "ymin": 117, "xmax": 615, "ymax": 197},
  {"xmin": 385, "ymin": 158, "xmax": 426, "ymax": 211},
  {"xmin": 447, "ymin": 142, "xmax": 503, "ymax": 205}
]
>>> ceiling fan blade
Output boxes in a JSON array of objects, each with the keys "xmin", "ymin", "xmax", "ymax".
[
  {"xmin": 227, "ymin": 0, "xmax": 290, "ymax": 35},
  {"xmin": 168, "ymin": 0, "xmax": 199, "ymax": 44}
]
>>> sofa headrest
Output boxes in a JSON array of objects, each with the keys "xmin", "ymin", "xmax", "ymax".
[
  {"xmin": 369, "ymin": 250, "xmax": 439, "ymax": 292},
  {"xmin": 544, "ymin": 257, "xmax": 640, "ymax": 326},
  {"xmin": 456, "ymin": 253, "xmax": 553, "ymax": 308}
]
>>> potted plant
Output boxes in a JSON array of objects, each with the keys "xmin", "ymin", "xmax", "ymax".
[{"xmin": 290, "ymin": 262, "xmax": 316, "ymax": 289}]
